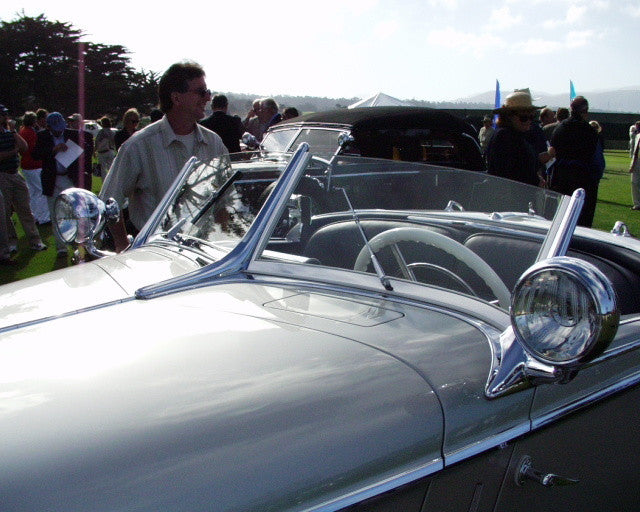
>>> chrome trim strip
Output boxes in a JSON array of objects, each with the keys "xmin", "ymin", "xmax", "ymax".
[
  {"xmin": 532, "ymin": 370, "xmax": 640, "ymax": 430},
  {"xmin": 0, "ymin": 297, "xmax": 136, "ymax": 335},
  {"xmin": 619, "ymin": 316, "xmax": 640, "ymax": 325},
  {"xmin": 303, "ymin": 457, "xmax": 443, "ymax": 512},
  {"xmin": 444, "ymin": 422, "xmax": 530, "ymax": 466},
  {"xmin": 586, "ymin": 338, "xmax": 640, "ymax": 367}
]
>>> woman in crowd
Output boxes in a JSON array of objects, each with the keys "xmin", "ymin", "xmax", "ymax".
[
  {"xmin": 94, "ymin": 116, "xmax": 116, "ymax": 178},
  {"xmin": 18, "ymin": 111, "xmax": 50, "ymax": 224}
]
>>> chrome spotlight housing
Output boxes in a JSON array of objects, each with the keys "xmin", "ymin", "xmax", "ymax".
[
  {"xmin": 511, "ymin": 256, "xmax": 619, "ymax": 367},
  {"xmin": 53, "ymin": 188, "xmax": 120, "ymax": 257}
]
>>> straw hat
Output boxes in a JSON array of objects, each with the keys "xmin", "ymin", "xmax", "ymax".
[{"xmin": 495, "ymin": 90, "xmax": 545, "ymax": 113}]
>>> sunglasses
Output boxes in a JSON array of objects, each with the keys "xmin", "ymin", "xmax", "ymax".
[
  {"xmin": 516, "ymin": 114, "xmax": 535, "ymax": 122},
  {"xmin": 187, "ymin": 87, "xmax": 212, "ymax": 98}
]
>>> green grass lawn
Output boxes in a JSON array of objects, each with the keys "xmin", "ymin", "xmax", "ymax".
[
  {"xmin": 592, "ymin": 150, "xmax": 639, "ymax": 233},
  {"xmin": 2, "ymin": 151, "xmax": 639, "ymax": 285}
]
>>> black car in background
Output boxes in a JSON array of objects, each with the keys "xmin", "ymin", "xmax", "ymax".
[{"xmin": 261, "ymin": 106, "xmax": 485, "ymax": 171}]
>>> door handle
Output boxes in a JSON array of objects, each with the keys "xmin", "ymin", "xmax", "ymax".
[{"xmin": 516, "ymin": 455, "xmax": 580, "ymax": 487}]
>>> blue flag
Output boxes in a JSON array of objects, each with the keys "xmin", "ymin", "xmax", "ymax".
[
  {"xmin": 570, "ymin": 80, "xmax": 576, "ymax": 101},
  {"xmin": 493, "ymin": 80, "xmax": 501, "ymax": 127}
]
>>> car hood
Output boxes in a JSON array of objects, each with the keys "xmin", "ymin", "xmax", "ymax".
[
  {"xmin": 0, "ymin": 281, "xmax": 443, "ymax": 511},
  {"xmin": 0, "ymin": 246, "xmax": 199, "ymax": 331}
]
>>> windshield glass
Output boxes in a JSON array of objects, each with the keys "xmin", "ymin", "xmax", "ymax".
[
  {"xmin": 261, "ymin": 129, "xmax": 298, "ymax": 153},
  {"xmin": 148, "ymin": 153, "xmax": 292, "ymax": 259}
]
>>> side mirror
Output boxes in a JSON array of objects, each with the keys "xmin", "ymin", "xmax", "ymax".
[
  {"xmin": 53, "ymin": 188, "xmax": 120, "ymax": 258},
  {"xmin": 486, "ymin": 257, "xmax": 619, "ymax": 398},
  {"xmin": 337, "ymin": 132, "xmax": 354, "ymax": 149}
]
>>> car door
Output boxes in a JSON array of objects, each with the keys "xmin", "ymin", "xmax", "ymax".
[{"xmin": 495, "ymin": 319, "xmax": 640, "ymax": 511}]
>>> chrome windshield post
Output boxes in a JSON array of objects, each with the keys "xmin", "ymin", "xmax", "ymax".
[
  {"xmin": 536, "ymin": 188, "xmax": 584, "ymax": 260},
  {"xmin": 136, "ymin": 144, "xmax": 311, "ymax": 299}
]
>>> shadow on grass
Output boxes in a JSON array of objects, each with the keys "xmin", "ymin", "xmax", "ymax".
[{"xmin": 598, "ymin": 198, "xmax": 633, "ymax": 207}]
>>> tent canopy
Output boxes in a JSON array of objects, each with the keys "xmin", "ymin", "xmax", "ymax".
[{"xmin": 348, "ymin": 92, "xmax": 411, "ymax": 109}]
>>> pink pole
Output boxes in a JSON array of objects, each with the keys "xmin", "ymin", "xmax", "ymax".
[{"xmin": 77, "ymin": 42, "xmax": 86, "ymax": 189}]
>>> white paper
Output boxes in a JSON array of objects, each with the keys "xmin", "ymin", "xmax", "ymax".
[{"xmin": 55, "ymin": 139, "xmax": 84, "ymax": 169}]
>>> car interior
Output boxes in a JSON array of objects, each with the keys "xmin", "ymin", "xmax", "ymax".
[{"xmin": 253, "ymin": 170, "xmax": 640, "ymax": 314}]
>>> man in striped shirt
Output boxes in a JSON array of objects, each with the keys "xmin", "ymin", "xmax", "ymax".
[{"xmin": 100, "ymin": 62, "xmax": 228, "ymax": 252}]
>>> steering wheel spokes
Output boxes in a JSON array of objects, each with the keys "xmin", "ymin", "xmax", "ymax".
[{"xmin": 353, "ymin": 227, "xmax": 510, "ymax": 308}]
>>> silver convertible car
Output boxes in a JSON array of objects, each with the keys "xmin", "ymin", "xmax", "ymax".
[{"xmin": 2, "ymin": 144, "xmax": 640, "ymax": 511}]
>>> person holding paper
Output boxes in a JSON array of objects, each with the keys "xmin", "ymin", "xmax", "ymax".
[{"xmin": 33, "ymin": 112, "xmax": 94, "ymax": 256}]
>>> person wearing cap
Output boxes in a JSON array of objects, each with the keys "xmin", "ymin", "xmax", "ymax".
[
  {"xmin": 33, "ymin": 111, "xmax": 94, "ymax": 256},
  {"xmin": 549, "ymin": 96, "xmax": 600, "ymax": 227},
  {"xmin": 478, "ymin": 115, "xmax": 495, "ymax": 156},
  {"xmin": 0, "ymin": 104, "xmax": 47, "ymax": 257},
  {"xmin": 100, "ymin": 61, "xmax": 227, "ymax": 252},
  {"xmin": 486, "ymin": 91, "xmax": 552, "ymax": 187}
]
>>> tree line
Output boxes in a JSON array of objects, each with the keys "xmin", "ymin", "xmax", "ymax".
[{"xmin": 0, "ymin": 13, "xmax": 159, "ymax": 121}]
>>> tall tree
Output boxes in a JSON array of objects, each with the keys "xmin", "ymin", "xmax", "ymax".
[{"xmin": 0, "ymin": 13, "xmax": 158, "ymax": 119}]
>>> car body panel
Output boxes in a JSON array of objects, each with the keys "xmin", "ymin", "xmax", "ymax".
[
  {"xmin": 0, "ymin": 282, "xmax": 444, "ymax": 511},
  {"xmin": 253, "ymin": 281, "xmax": 532, "ymax": 464},
  {"xmin": 0, "ymin": 247, "xmax": 199, "ymax": 331}
]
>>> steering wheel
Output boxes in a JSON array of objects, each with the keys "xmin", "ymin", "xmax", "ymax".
[{"xmin": 353, "ymin": 227, "xmax": 510, "ymax": 308}]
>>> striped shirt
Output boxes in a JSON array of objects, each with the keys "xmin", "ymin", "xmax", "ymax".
[{"xmin": 100, "ymin": 116, "xmax": 228, "ymax": 230}]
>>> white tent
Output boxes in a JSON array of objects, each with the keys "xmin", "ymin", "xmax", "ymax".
[{"xmin": 347, "ymin": 92, "xmax": 412, "ymax": 109}]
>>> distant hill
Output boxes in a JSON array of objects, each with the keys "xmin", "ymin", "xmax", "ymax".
[
  {"xmin": 220, "ymin": 87, "xmax": 640, "ymax": 116},
  {"xmin": 458, "ymin": 87, "xmax": 640, "ymax": 113}
]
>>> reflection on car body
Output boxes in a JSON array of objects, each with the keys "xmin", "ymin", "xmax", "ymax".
[{"xmin": 2, "ymin": 145, "xmax": 640, "ymax": 511}]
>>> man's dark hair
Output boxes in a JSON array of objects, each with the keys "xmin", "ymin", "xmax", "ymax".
[
  {"xmin": 36, "ymin": 108, "xmax": 48, "ymax": 120},
  {"xmin": 23, "ymin": 111, "xmax": 37, "ymax": 127},
  {"xmin": 556, "ymin": 107, "xmax": 569, "ymax": 122},
  {"xmin": 149, "ymin": 108, "xmax": 163, "ymax": 122},
  {"xmin": 570, "ymin": 96, "xmax": 589, "ymax": 115},
  {"xmin": 158, "ymin": 61, "xmax": 205, "ymax": 113},
  {"xmin": 212, "ymin": 94, "xmax": 228, "ymax": 110}
]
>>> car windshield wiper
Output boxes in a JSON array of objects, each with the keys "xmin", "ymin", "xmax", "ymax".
[{"xmin": 336, "ymin": 187, "xmax": 393, "ymax": 291}]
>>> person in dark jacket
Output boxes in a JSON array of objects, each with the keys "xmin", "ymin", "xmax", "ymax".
[
  {"xmin": 550, "ymin": 96, "xmax": 600, "ymax": 227},
  {"xmin": 33, "ymin": 112, "xmax": 93, "ymax": 255},
  {"xmin": 199, "ymin": 94, "xmax": 244, "ymax": 153},
  {"xmin": 487, "ymin": 91, "xmax": 550, "ymax": 187}
]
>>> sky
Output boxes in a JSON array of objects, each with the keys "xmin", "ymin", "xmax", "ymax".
[{"xmin": 2, "ymin": 0, "xmax": 640, "ymax": 102}]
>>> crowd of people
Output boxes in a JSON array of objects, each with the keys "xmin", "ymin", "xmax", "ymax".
[
  {"xmin": 0, "ymin": 60, "xmax": 301, "ymax": 265},
  {"xmin": 485, "ymin": 89, "xmax": 607, "ymax": 227},
  {"xmin": 0, "ymin": 62, "xmax": 636, "ymax": 266}
]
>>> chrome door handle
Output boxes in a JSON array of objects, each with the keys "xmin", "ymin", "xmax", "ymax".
[{"xmin": 516, "ymin": 455, "xmax": 580, "ymax": 487}]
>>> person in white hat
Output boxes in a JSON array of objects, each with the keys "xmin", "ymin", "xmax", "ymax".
[{"xmin": 486, "ymin": 91, "xmax": 552, "ymax": 187}]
